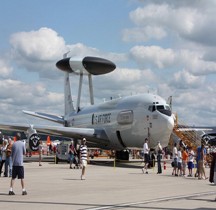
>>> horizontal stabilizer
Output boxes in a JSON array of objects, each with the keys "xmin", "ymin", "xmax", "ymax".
[{"xmin": 23, "ymin": 110, "xmax": 64, "ymax": 124}]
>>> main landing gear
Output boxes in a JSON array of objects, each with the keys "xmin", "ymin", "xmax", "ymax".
[{"xmin": 115, "ymin": 150, "xmax": 129, "ymax": 161}]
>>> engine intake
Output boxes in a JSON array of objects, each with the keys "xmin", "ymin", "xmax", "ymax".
[
  {"xmin": 26, "ymin": 126, "xmax": 40, "ymax": 151},
  {"xmin": 29, "ymin": 133, "xmax": 40, "ymax": 151}
]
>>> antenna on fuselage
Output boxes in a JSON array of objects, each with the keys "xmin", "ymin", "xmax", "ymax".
[{"xmin": 56, "ymin": 55, "xmax": 116, "ymax": 112}]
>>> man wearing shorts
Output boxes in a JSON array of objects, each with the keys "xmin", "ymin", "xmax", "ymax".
[
  {"xmin": 187, "ymin": 147, "xmax": 195, "ymax": 177},
  {"xmin": 9, "ymin": 132, "xmax": 27, "ymax": 195},
  {"xmin": 142, "ymin": 138, "xmax": 150, "ymax": 174},
  {"xmin": 80, "ymin": 138, "xmax": 88, "ymax": 180},
  {"xmin": 172, "ymin": 143, "xmax": 178, "ymax": 176}
]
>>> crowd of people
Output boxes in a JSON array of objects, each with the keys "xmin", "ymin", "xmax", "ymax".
[
  {"xmin": 0, "ymin": 133, "xmax": 89, "ymax": 196},
  {"xmin": 0, "ymin": 133, "xmax": 27, "ymax": 196},
  {"xmin": 141, "ymin": 138, "xmax": 212, "ymax": 181},
  {"xmin": 171, "ymin": 142, "xmax": 209, "ymax": 179},
  {"xmin": 1, "ymin": 133, "xmax": 215, "ymax": 200}
]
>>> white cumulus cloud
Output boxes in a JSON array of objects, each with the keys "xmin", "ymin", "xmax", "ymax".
[
  {"xmin": 171, "ymin": 69, "xmax": 205, "ymax": 89},
  {"xmin": 130, "ymin": 45, "xmax": 175, "ymax": 69},
  {"xmin": 0, "ymin": 59, "xmax": 13, "ymax": 78}
]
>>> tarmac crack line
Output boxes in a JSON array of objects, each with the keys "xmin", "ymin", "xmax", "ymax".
[{"xmin": 83, "ymin": 191, "xmax": 216, "ymax": 210}]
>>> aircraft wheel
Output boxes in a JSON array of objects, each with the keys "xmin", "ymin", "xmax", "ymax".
[{"xmin": 115, "ymin": 150, "xmax": 129, "ymax": 160}]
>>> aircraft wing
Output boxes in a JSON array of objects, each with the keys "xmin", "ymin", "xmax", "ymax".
[
  {"xmin": 0, "ymin": 123, "xmax": 110, "ymax": 146},
  {"xmin": 23, "ymin": 110, "xmax": 64, "ymax": 124}
]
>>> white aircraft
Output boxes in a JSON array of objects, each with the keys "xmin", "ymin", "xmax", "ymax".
[{"xmin": 0, "ymin": 55, "xmax": 174, "ymax": 159}]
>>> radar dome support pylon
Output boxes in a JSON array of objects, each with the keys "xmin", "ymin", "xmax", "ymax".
[{"xmin": 57, "ymin": 54, "xmax": 116, "ymax": 113}]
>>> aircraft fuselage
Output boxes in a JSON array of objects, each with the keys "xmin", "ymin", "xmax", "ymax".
[{"xmin": 65, "ymin": 93, "xmax": 174, "ymax": 150}]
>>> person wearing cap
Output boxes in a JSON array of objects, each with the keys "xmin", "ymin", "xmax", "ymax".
[{"xmin": 80, "ymin": 138, "xmax": 88, "ymax": 180}]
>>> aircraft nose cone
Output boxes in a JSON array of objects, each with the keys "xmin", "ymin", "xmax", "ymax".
[{"xmin": 56, "ymin": 58, "xmax": 72, "ymax": 72}]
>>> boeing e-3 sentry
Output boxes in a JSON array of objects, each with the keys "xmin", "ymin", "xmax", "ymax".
[{"xmin": 0, "ymin": 55, "xmax": 174, "ymax": 159}]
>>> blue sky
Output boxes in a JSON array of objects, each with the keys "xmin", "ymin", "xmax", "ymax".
[
  {"xmin": 0, "ymin": 0, "xmax": 135, "ymax": 51},
  {"xmin": 0, "ymin": 0, "xmax": 216, "ymax": 126}
]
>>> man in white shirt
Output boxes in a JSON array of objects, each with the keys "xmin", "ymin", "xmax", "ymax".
[
  {"xmin": 177, "ymin": 147, "xmax": 182, "ymax": 176},
  {"xmin": 172, "ymin": 143, "xmax": 178, "ymax": 176},
  {"xmin": 187, "ymin": 147, "xmax": 195, "ymax": 177},
  {"xmin": 142, "ymin": 138, "xmax": 150, "ymax": 174}
]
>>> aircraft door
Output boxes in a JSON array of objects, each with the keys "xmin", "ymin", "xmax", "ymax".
[
  {"xmin": 116, "ymin": 110, "xmax": 133, "ymax": 148},
  {"xmin": 116, "ymin": 130, "xmax": 126, "ymax": 148}
]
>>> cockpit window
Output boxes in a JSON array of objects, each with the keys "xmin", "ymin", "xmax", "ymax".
[
  {"xmin": 156, "ymin": 105, "xmax": 164, "ymax": 110},
  {"xmin": 148, "ymin": 105, "xmax": 172, "ymax": 116},
  {"xmin": 148, "ymin": 105, "xmax": 156, "ymax": 112}
]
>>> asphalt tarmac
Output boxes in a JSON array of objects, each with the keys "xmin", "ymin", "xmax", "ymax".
[{"xmin": 0, "ymin": 157, "xmax": 215, "ymax": 210}]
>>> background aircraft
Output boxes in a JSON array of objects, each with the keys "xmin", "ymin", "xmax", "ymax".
[{"xmin": 0, "ymin": 55, "xmax": 174, "ymax": 160}]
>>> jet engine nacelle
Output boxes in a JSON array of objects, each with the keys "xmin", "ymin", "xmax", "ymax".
[
  {"xmin": 201, "ymin": 135, "xmax": 210, "ymax": 145},
  {"xmin": 28, "ymin": 133, "xmax": 40, "ymax": 151},
  {"xmin": 56, "ymin": 56, "xmax": 116, "ymax": 75},
  {"xmin": 26, "ymin": 126, "xmax": 40, "ymax": 151}
]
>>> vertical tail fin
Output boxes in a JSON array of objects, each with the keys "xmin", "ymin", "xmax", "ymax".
[{"xmin": 64, "ymin": 72, "xmax": 75, "ymax": 115}]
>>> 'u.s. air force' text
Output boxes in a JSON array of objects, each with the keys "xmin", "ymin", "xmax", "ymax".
[{"xmin": 92, "ymin": 113, "xmax": 111, "ymax": 125}]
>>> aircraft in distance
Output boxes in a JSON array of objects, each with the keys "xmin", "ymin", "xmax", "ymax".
[{"xmin": 0, "ymin": 55, "xmax": 174, "ymax": 159}]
